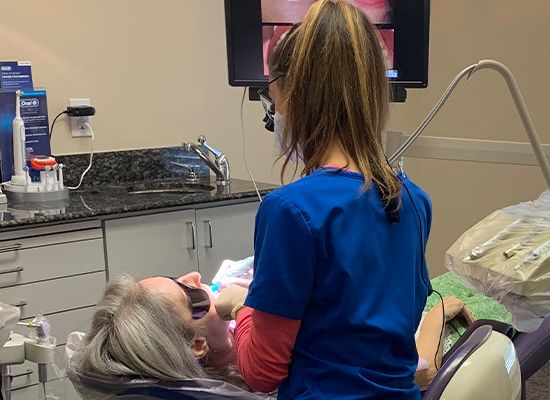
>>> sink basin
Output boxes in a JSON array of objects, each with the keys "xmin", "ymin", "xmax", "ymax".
[{"xmin": 125, "ymin": 181, "xmax": 215, "ymax": 195}]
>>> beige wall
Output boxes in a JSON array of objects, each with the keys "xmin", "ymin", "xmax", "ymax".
[{"xmin": 2, "ymin": 0, "xmax": 550, "ymax": 277}]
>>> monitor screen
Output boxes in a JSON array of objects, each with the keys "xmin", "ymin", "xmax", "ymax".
[{"xmin": 224, "ymin": 0, "xmax": 430, "ymax": 89}]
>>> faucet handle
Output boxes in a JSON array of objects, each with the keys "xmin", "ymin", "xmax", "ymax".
[{"xmin": 197, "ymin": 136, "xmax": 222, "ymax": 158}]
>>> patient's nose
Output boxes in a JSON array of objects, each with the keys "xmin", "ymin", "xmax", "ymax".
[{"xmin": 178, "ymin": 271, "xmax": 202, "ymax": 287}]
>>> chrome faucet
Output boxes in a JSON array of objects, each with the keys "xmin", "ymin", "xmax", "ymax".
[{"xmin": 182, "ymin": 136, "xmax": 230, "ymax": 186}]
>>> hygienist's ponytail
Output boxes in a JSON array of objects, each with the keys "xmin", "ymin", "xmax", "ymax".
[{"xmin": 269, "ymin": 0, "xmax": 401, "ymax": 206}]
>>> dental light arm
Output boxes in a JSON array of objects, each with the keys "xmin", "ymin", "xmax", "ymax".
[{"xmin": 389, "ymin": 60, "xmax": 550, "ymax": 191}]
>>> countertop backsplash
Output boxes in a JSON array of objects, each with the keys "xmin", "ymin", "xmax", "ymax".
[{"xmin": 55, "ymin": 146, "xmax": 211, "ymax": 188}]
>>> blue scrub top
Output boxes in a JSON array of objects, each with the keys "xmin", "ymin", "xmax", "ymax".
[{"xmin": 245, "ymin": 168, "xmax": 432, "ymax": 400}]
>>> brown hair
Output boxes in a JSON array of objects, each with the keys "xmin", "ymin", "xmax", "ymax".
[{"xmin": 269, "ymin": 0, "xmax": 400, "ymax": 205}]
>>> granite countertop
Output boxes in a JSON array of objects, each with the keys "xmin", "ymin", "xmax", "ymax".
[{"xmin": 0, "ymin": 147, "xmax": 279, "ymax": 229}]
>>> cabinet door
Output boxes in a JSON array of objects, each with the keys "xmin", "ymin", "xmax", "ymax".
[
  {"xmin": 196, "ymin": 202, "xmax": 259, "ymax": 282},
  {"xmin": 104, "ymin": 210, "xmax": 198, "ymax": 279}
]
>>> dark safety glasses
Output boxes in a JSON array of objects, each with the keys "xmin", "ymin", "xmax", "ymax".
[
  {"xmin": 258, "ymin": 74, "xmax": 285, "ymax": 132},
  {"xmin": 158, "ymin": 277, "xmax": 211, "ymax": 319}
]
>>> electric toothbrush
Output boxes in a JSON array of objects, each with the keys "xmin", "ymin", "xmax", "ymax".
[
  {"xmin": 11, "ymin": 90, "xmax": 28, "ymax": 186},
  {"xmin": 2, "ymin": 90, "xmax": 68, "ymax": 203}
]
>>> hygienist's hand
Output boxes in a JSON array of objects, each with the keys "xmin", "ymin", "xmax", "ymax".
[
  {"xmin": 434, "ymin": 296, "xmax": 476, "ymax": 325},
  {"xmin": 215, "ymin": 285, "xmax": 249, "ymax": 321}
]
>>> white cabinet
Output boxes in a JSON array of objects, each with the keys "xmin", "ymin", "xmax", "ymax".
[
  {"xmin": 104, "ymin": 209, "xmax": 198, "ymax": 279},
  {"xmin": 104, "ymin": 201, "xmax": 259, "ymax": 282},
  {"xmin": 0, "ymin": 223, "xmax": 106, "ymax": 400},
  {"xmin": 196, "ymin": 202, "xmax": 258, "ymax": 282}
]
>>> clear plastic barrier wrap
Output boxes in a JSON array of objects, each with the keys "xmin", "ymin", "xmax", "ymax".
[
  {"xmin": 66, "ymin": 332, "xmax": 275, "ymax": 400},
  {"xmin": 0, "ymin": 302, "xmax": 19, "ymax": 348},
  {"xmin": 446, "ymin": 190, "xmax": 550, "ymax": 332}
]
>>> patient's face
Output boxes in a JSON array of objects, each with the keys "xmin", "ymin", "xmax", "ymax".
[{"xmin": 140, "ymin": 273, "xmax": 231, "ymax": 352}]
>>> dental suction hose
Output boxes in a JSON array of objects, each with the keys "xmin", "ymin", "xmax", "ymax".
[{"xmin": 389, "ymin": 60, "xmax": 550, "ymax": 191}]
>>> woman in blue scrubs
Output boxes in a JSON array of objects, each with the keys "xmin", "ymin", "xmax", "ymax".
[{"xmin": 216, "ymin": 1, "xmax": 432, "ymax": 398}]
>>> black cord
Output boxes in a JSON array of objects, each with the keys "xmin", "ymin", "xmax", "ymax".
[
  {"xmin": 386, "ymin": 156, "xmax": 446, "ymax": 372},
  {"xmin": 400, "ymin": 177, "xmax": 446, "ymax": 371},
  {"xmin": 49, "ymin": 111, "xmax": 67, "ymax": 138}
]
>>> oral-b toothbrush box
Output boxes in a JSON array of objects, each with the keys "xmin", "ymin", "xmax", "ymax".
[
  {"xmin": 0, "ymin": 62, "xmax": 51, "ymax": 182},
  {"xmin": 0, "ymin": 61, "xmax": 33, "ymax": 90}
]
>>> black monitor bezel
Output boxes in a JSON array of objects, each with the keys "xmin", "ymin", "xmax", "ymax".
[{"xmin": 225, "ymin": 0, "xmax": 430, "ymax": 89}]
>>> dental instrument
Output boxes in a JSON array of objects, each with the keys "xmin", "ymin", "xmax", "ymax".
[
  {"xmin": 0, "ymin": 306, "xmax": 56, "ymax": 400},
  {"xmin": 211, "ymin": 255, "xmax": 254, "ymax": 292}
]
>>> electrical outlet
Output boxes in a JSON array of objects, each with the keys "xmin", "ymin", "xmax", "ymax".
[{"xmin": 69, "ymin": 98, "xmax": 92, "ymax": 138}]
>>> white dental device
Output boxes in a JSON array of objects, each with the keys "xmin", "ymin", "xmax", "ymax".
[
  {"xmin": 10, "ymin": 91, "xmax": 28, "ymax": 187},
  {"xmin": 2, "ymin": 90, "xmax": 69, "ymax": 203}
]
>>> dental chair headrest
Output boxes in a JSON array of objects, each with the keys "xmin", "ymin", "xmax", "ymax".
[{"xmin": 66, "ymin": 332, "xmax": 274, "ymax": 400}]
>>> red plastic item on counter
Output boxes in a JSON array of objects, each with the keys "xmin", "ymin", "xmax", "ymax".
[{"xmin": 30, "ymin": 156, "xmax": 57, "ymax": 170}]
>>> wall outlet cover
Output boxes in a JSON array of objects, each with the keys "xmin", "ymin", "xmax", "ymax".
[{"xmin": 69, "ymin": 98, "xmax": 92, "ymax": 138}]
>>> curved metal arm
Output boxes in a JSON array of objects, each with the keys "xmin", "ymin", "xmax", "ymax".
[
  {"xmin": 389, "ymin": 60, "xmax": 550, "ymax": 191},
  {"xmin": 388, "ymin": 64, "xmax": 476, "ymax": 164}
]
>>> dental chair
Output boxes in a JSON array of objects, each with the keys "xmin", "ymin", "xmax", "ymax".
[
  {"xmin": 68, "ymin": 373, "xmax": 275, "ymax": 400},
  {"xmin": 66, "ymin": 332, "xmax": 276, "ymax": 400},
  {"xmin": 421, "ymin": 314, "xmax": 550, "ymax": 400},
  {"xmin": 67, "ymin": 317, "xmax": 550, "ymax": 400}
]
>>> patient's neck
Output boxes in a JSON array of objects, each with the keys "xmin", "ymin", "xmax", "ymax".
[{"xmin": 203, "ymin": 322, "xmax": 237, "ymax": 368}]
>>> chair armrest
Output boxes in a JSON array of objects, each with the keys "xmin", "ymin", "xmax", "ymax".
[{"xmin": 422, "ymin": 325, "xmax": 493, "ymax": 400}]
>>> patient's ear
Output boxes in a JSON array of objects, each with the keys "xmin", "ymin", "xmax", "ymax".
[{"xmin": 191, "ymin": 337, "xmax": 209, "ymax": 359}]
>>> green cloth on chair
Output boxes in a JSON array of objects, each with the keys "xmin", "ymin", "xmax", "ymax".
[{"xmin": 424, "ymin": 272, "xmax": 512, "ymax": 348}]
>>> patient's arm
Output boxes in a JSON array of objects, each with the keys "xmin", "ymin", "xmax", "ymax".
[{"xmin": 414, "ymin": 297, "xmax": 475, "ymax": 389}]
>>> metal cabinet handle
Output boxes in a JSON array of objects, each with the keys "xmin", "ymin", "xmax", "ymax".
[
  {"xmin": 12, "ymin": 369, "xmax": 33, "ymax": 379},
  {"xmin": 186, "ymin": 222, "xmax": 196, "ymax": 250},
  {"xmin": 0, "ymin": 243, "xmax": 22, "ymax": 253},
  {"xmin": 205, "ymin": 221, "xmax": 213, "ymax": 248},
  {"xmin": 0, "ymin": 266, "xmax": 24, "ymax": 275},
  {"xmin": 10, "ymin": 301, "xmax": 27, "ymax": 308}
]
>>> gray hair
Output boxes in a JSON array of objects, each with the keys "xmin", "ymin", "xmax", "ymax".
[
  {"xmin": 76, "ymin": 274, "xmax": 248, "ymax": 390},
  {"xmin": 78, "ymin": 274, "xmax": 206, "ymax": 380}
]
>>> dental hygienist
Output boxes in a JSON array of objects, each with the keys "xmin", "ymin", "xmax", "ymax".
[{"xmin": 216, "ymin": 1, "xmax": 432, "ymax": 399}]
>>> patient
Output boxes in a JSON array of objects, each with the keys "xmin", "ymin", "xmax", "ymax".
[
  {"xmin": 75, "ymin": 272, "xmax": 247, "ymax": 389},
  {"xmin": 73, "ymin": 271, "xmax": 475, "ymax": 393}
]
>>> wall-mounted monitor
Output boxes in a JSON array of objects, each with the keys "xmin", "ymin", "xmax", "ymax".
[{"xmin": 224, "ymin": 0, "xmax": 430, "ymax": 90}]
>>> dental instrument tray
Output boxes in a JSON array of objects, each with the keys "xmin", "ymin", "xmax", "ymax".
[{"xmin": 446, "ymin": 190, "xmax": 550, "ymax": 332}]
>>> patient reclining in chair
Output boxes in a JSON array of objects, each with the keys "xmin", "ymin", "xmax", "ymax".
[{"xmin": 69, "ymin": 269, "xmax": 499, "ymax": 397}]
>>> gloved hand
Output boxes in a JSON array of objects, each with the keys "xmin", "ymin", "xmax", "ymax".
[
  {"xmin": 215, "ymin": 285, "xmax": 249, "ymax": 321},
  {"xmin": 212, "ymin": 256, "xmax": 254, "ymax": 290}
]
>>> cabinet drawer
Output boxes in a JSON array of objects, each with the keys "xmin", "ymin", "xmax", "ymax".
[
  {"xmin": 10, "ymin": 345, "xmax": 67, "ymax": 391},
  {"xmin": 0, "ymin": 238, "xmax": 105, "ymax": 288},
  {"xmin": 0, "ymin": 227, "xmax": 102, "ymax": 249},
  {"xmin": 16, "ymin": 306, "xmax": 95, "ymax": 346},
  {"xmin": 11, "ymin": 383, "xmax": 40, "ymax": 400},
  {"xmin": 12, "ymin": 379, "xmax": 81, "ymax": 400},
  {"xmin": 2, "ymin": 272, "xmax": 105, "ymax": 319}
]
